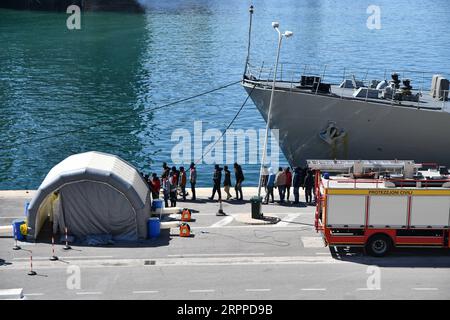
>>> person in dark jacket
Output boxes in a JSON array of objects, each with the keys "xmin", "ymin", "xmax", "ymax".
[
  {"xmin": 292, "ymin": 167, "xmax": 302, "ymax": 204},
  {"xmin": 169, "ymin": 168, "xmax": 178, "ymax": 207},
  {"xmin": 179, "ymin": 166, "xmax": 187, "ymax": 201},
  {"xmin": 189, "ymin": 162, "xmax": 197, "ymax": 201},
  {"xmin": 209, "ymin": 164, "xmax": 223, "ymax": 201},
  {"xmin": 299, "ymin": 167, "xmax": 306, "ymax": 189},
  {"xmin": 304, "ymin": 169, "xmax": 315, "ymax": 204},
  {"xmin": 223, "ymin": 165, "xmax": 232, "ymax": 200},
  {"xmin": 234, "ymin": 162, "xmax": 244, "ymax": 200},
  {"xmin": 172, "ymin": 166, "xmax": 180, "ymax": 186},
  {"xmin": 162, "ymin": 162, "xmax": 168, "ymax": 178}
]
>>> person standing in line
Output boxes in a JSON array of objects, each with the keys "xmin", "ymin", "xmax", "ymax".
[
  {"xmin": 260, "ymin": 165, "xmax": 269, "ymax": 196},
  {"xmin": 234, "ymin": 162, "xmax": 245, "ymax": 200},
  {"xmin": 209, "ymin": 164, "xmax": 223, "ymax": 201},
  {"xmin": 292, "ymin": 167, "xmax": 301, "ymax": 204},
  {"xmin": 275, "ymin": 167, "xmax": 287, "ymax": 203},
  {"xmin": 171, "ymin": 166, "xmax": 179, "ymax": 186},
  {"xmin": 299, "ymin": 167, "xmax": 306, "ymax": 190},
  {"xmin": 189, "ymin": 162, "xmax": 197, "ymax": 201},
  {"xmin": 264, "ymin": 167, "xmax": 275, "ymax": 204},
  {"xmin": 150, "ymin": 173, "xmax": 161, "ymax": 200},
  {"xmin": 304, "ymin": 169, "xmax": 315, "ymax": 205},
  {"xmin": 162, "ymin": 162, "xmax": 168, "ymax": 178},
  {"xmin": 169, "ymin": 170, "xmax": 178, "ymax": 207},
  {"xmin": 162, "ymin": 172, "xmax": 170, "ymax": 208},
  {"xmin": 179, "ymin": 166, "xmax": 187, "ymax": 201},
  {"xmin": 285, "ymin": 167, "xmax": 292, "ymax": 202},
  {"xmin": 144, "ymin": 174, "xmax": 150, "ymax": 188},
  {"xmin": 223, "ymin": 165, "xmax": 232, "ymax": 200}
]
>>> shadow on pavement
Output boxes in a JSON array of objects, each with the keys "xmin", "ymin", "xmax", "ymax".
[
  {"xmin": 329, "ymin": 246, "xmax": 450, "ymax": 268},
  {"xmin": 35, "ymin": 229, "xmax": 172, "ymax": 248}
]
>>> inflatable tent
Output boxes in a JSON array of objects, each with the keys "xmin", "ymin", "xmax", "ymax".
[{"xmin": 27, "ymin": 151, "xmax": 151, "ymax": 241}]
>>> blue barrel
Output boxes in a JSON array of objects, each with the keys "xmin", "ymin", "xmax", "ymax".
[
  {"xmin": 152, "ymin": 199, "xmax": 164, "ymax": 210},
  {"xmin": 147, "ymin": 217, "xmax": 160, "ymax": 239},
  {"xmin": 12, "ymin": 219, "xmax": 26, "ymax": 241}
]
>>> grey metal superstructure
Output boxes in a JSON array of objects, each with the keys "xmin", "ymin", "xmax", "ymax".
[{"xmin": 242, "ymin": 65, "xmax": 450, "ymax": 167}]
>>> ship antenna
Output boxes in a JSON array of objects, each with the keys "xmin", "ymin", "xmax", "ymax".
[{"xmin": 243, "ymin": 5, "xmax": 254, "ymax": 78}]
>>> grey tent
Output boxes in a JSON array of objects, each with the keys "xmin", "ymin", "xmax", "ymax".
[{"xmin": 27, "ymin": 151, "xmax": 151, "ymax": 241}]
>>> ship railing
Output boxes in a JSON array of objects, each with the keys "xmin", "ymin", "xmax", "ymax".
[{"xmin": 245, "ymin": 62, "xmax": 450, "ymax": 111}]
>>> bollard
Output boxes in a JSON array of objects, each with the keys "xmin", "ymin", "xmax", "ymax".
[
  {"xmin": 13, "ymin": 227, "xmax": 21, "ymax": 251},
  {"xmin": 50, "ymin": 235, "xmax": 58, "ymax": 261},
  {"xmin": 216, "ymin": 199, "xmax": 226, "ymax": 216},
  {"xmin": 28, "ymin": 251, "xmax": 36, "ymax": 276},
  {"xmin": 63, "ymin": 227, "xmax": 72, "ymax": 250}
]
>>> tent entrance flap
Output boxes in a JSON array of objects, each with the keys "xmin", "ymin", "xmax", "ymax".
[{"xmin": 35, "ymin": 192, "xmax": 60, "ymax": 238}]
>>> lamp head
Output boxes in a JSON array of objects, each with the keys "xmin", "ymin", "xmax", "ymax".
[
  {"xmin": 283, "ymin": 31, "xmax": 293, "ymax": 38},
  {"xmin": 272, "ymin": 21, "xmax": 279, "ymax": 29}
]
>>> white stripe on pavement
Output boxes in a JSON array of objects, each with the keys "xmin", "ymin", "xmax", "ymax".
[
  {"xmin": 14, "ymin": 255, "xmax": 114, "ymax": 261},
  {"xmin": 189, "ymin": 289, "xmax": 215, "ymax": 293},
  {"xmin": 167, "ymin": 253, "xmax": 264, "ymax": 257},
  {"xmin": 76, "ymin": 292, "xmax": 102, "ymax": 295},
  {"xmin": 245, "ymin": 289, "xmax": 271, "ymax": 292},
  {"xmin": 133, "ymin": 290, "xmax": 159, "ymax": 294},
  {"xmin": 275, "ymin": 213, "xmax": 300, "ymax": 227},
  {"xmin": 356, "ymin": 288, "xmax": 380, "ymax": 291},
  {"xmin": 301, "ymin": 288, "xmax": 327, "ymax": 291},
  {"xmin": 209, "ymin": 216, "xmax": 234, "ymax": 228},
  {"xmin": 24, "ymin": 293, "xmax": 45, "ymax": 296},
  {"xmin": 301, "ymin": 237, "xmax": 326, "ymax": 248},
  {"xmin": 412, "ymin": 288, "xmax": 438, "ymax": 291}
]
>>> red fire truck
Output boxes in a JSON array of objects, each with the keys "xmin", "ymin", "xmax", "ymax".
[{"xmin": 309, "ymin": 160, "xmax": 450, "ymax": 256}]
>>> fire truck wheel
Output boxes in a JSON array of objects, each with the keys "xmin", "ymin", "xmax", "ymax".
[{"xmin": 366, "ymin": 234, "xmax": 392, "ymax": 257}]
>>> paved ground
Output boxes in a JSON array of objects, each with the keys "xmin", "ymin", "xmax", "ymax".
[{"xmin": 0, "ymin": 188, "xmax": 449, "ymax": 300}]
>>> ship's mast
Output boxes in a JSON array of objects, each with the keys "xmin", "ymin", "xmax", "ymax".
[{"xmin": 243, "ymin": 5, "xmax": 254, "ymax": 77}]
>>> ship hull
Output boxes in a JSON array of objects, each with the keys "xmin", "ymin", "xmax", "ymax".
[{"xmin": 243, "ymin": 81, "xmax": 450, "ymax": 167}]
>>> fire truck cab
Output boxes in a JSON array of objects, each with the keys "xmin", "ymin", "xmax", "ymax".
[{"xmin": 309, "ymin": 160, "xmax": 450, "ymax": 257}]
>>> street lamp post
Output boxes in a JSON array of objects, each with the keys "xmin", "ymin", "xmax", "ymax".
[{"xmin": 257, "ymin": 22, "xmax": 293, "ymax": 199}]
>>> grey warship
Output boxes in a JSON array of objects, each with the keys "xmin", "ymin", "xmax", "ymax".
[{"xmin": 242, "ymin": 66, "xmax": 450, "ymax": 167}]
